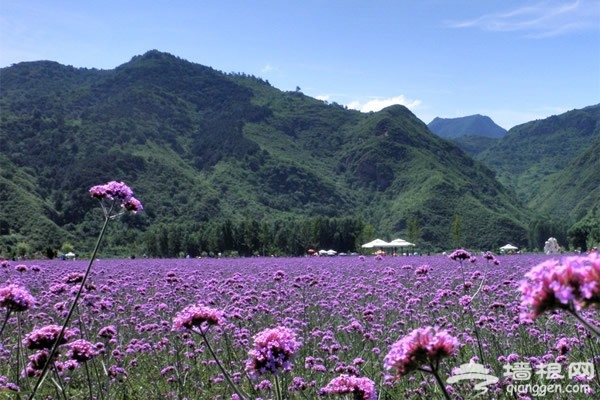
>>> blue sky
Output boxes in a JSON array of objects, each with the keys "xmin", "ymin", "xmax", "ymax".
[{"xmin": 1, "ymin": 0, "xmax": 599, "ymax": 129}]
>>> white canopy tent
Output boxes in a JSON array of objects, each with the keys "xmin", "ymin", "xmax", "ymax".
[
  {"xmin": 361, "ymin": 239, "xmax": 391, "ymax": 248},
  {"xmin": 318, "ymin": 249, "xmax": 337, "ymax": 256},
  {"xmin": 389, "ymin": 238, "xmax": 415, "ymax": 247},
  {"xmin": 499, "ymin": 244, "xmax": 518, "ymax": 252}
]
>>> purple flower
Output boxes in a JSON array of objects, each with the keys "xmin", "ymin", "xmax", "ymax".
[
  {"xmin": 246, "ymin": 326, "xmax": 301, "ymax": 378},
  {"xmin": 172, "ymin": 304, "xmax": 225, "ymax": 331},
  {"xmin": 288, "ymin": 376, "xmax": 309, "ymax": 391},
  {"xmin": 384, "ymin": 326, "xmax": 460, "ymax": 379},
  {"xmin": 483, "ymin": 251, "xmax": 499, "ymax": 265},
  {"xmin": 89, "ymin": 181, "xmax": 143, "ymax": 213},
  {"xmin": 66, "ymin": 339, "xmax": 99, "ymax": 362},
  {"xmin": 0, "ymin": 375, "xmax": 20, "ymax": 392},
  {"xmin": 107, "ymin": 365, "xmax": 128, "ymax": 379},
  {"xmin": 122, "ymin": 196, "xmax": 143, "ymax": 213},
  {"xmin": 459, "ymin": 295, "xmax": 472, "ymax": 308},
  {"xmin": 23, "ymin": 325, "xmax": 77, "ymax": 350},
  {"xmin": 519, "ymin": 253, "xmax": 600, "ymax": 319},
  {"xmin": 318, "ymin": 374, "xmax": 377, "ymax": 400},
  {"xmin": 415, "ymin": 265, "xmax": 430, "ymax": 275},
  {"xmin": 554, "ymin": 338, "xmax": 570, "ymax": 355},
  {"xmin": 98, "ymin": 325, "xmax": 117, "ymax": 339},
  {"xmin": 64, "ymin": 272, "xmax": 85, "ymax": 284},
  {"xmin": 449, "ymin": 249, "xmax": 471, "ymax": 261},
  {"xmin": 15, "ymin": 264, "xmax": 28, "ymax": 272},
  {"xmin": 24, "ymin": 350, "xmax": 55, "ymax": 376},
  {"xmin": 0, "ymin": 284, "xmax": 35, "ymax": 312},
  {"xmin": 90, "ymin": 181, "xmax": 132, "ymax": 201}
]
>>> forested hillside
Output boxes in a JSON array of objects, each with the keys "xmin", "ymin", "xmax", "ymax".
[
  {"xmin": 478, "ymin": 105, "xmax": 600, "ymax": 212},
  {"xmin": 477, "ymin": 105, "xmax": 600, "ymax": 251},
  {"xmin": 0, "ymin": 50, "xmax": 596, "ymax": 257}
]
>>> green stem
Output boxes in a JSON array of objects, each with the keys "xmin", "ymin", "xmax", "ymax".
[
  {"xmin": 466, "ymin": 310, "xmax": 486, "ymax": 366},
  {"xmin": 569, "ymin": 307, "xmax": 600, "ymax": 339},
  {"xmin": 274, "ymin": 375, "xmax": 282, "ymax": 400},
  {"xmin": 16, "ymin": 313, "xmax": 22, "ymax": 388},
  {"xmin": 198, "ymin": 328, "xmax": 248, "ymax": 400},
  {"xmin": 470, "ymin": 267, "xmax": 487, "ymax": 302},
  {"xmin": 429, "ymin": 365, "xmax": 452, "ymax": 400},
  {"xmin": 30, "ymin": 209, "xmax": 112, "ymax": 399},
  {"xmin": 0, "ymin": 309, "xmax": 10, "ymax": 337}
]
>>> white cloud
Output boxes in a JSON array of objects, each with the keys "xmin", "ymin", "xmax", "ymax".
[
  {"xmin": 261, "ymin": 64, "xmax": 274, "ymax": 73},
  {"xmin": 449, "ymin": 0, "xmax": 599, "ymax": 38},
  {"xmin": 347, "ymin": 95, "xmax": 422, "ymax": 113}
]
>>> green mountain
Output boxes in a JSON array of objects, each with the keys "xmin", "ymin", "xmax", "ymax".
[
  {"xmin": 428, "ymin": 115, "xmax": 505, "ymax": 156},
  {"xmin": 0, "ymin": 50, "xmax": 571, "ymax": 257},
  {"xmin": 529, "ymin": 135, "xmax": 600, "ymax": 222},
  {"xmin": 478, "ymin": 105, "xmax": 600, "ymax": 211},
  {"xmin": 477, "ymin": 105, "xmax": 600, "ymax": 251},
  {"xmin": 428, "ymin": 115, "xmax": 507, "ymax": 139}
]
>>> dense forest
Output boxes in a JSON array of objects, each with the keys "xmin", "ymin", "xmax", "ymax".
[{"xmin": 0, "ymin": 51, "xmax": 598, "ymax": 258}]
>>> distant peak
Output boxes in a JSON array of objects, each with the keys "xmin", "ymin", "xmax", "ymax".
[{"xmin": 427, "ymin": 114, "xmax": 506, "ymax": 139}]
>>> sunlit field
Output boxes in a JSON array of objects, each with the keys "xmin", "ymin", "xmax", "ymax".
[{"xmin": 1, "ymin": 254, "xmax": 598, "ymax": 399}]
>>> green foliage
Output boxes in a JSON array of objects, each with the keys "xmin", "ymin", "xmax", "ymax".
[
  {"xmin": 452, "ymin": 215, "xmax": 462, "ymax": 248},
  {"xmin": 142, "ymin": 216, "xmax": 365, "ymax": 257},
  {"xmin": 6, "ymin": 50, "xmax": 594, "ymax": 256},
  {"xmin": 478, "ymin": 105, "xmax": 600, "ymax": 213},
  {"xmin": 528, "ymin": 217, "xmax": 568, "ymax": 251},
  {"xmin": 450, "ymin": 135, "xmax": 499, "ymax": 157},
  {"xmin": 568, "ymin": 208, "xmax": 600, "ymax": 252}
]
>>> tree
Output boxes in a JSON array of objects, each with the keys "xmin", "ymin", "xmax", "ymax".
[
  {"xmin": 568, "ymin": 211, "xmax": 600, "ymax": 252},
  {"xmin": 529, "ymin": 217, "xmax": 568, "ymax": 251},
  {"xmin": 16, "ymin": 241, "xmax": 30, "ymax": 258},
  {"xmin": 407, "ymin": 216, "xmax": 420, "ymax": 246},
  {"xmin": 61, "ymin": 242, "xmax": 75, "ymax": 254},
  {"xmin": 452, "ymin": 215, "xmax": 462, "ymax": 248}
]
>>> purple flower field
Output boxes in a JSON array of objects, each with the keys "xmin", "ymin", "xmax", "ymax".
[{"xmin": 1, "ymin": 254, "xmax": 598, "ymax": 399}]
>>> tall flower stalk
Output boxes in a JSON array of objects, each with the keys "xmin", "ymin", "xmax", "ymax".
[
  {"xmin": 173, "ymin": 304, "xmax": 249, "ymax": 399},
  {"xmin": 29, "ymin": 181, "xmax": 142, "ymax": 398},
  {"xmin": 449, "ymin": 249, "xmax": 489, "ymax": 364},
  {"xmin": 245, "ymin": 326, "xmax": 302, "ymax": 400},
  {"xmin": 384, "ymin": 326, "xmax": 460, "ymax": 400}
]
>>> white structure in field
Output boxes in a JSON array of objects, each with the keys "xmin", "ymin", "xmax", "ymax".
[{"xmin": 544, "ymin": 237, "xmax": 560, "ymax": 254}]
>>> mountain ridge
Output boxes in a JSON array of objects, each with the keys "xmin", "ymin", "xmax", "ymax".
[
  {"xmin": 0, "ymin": 50, "xmax": 597, "ymax": 256},
  {"xmin": 428, "ymin": 114, "xmax": 507, "ymax": 138}
]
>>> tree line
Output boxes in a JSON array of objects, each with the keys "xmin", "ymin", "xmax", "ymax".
[{"xmin": 142, "ymin": 216, "xmax": 373, "ymax": 258}]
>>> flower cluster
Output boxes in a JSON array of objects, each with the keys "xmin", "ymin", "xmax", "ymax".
[
  {"xmin": 318, "ymin": 374, "xmax": 377, "ymax": 400},
  {"xmin": 519, "ymin": 253, "xmax": 600, "ymax": 319},
  {"xmin": 0, "ymin": 375, "xmax": 20, "ymax": 392},
  {"xmin": 66, "ymin": 339, "xmax": 99, "ymax": 362},
  {"xmin": 89, "ymin": 181, "xmax": 143, "ymax": 213},
  {"xmin": 482, "ymin": 251, "xmax": 499, "ymax": 265},
  {"xmin": 172, "ymin": 304, "xmax": 225, "ymax": 331},
  {"xmin": 246, "ymin": 326, "xmax": 301, "ymax": 378},
  {"xmin": 0, "ymin": 284, "xmax": 35, "ymax": 312},
  {"xmin": 22, "ymin": 325, "xmax": 77, "ymax": 350},
  {"xmin": 98, "ymin": 325, "xmax": 118, "ymax": 339},
  {"xmin": 384, "ymin": 326, "xmax": 460, "ymax": 380},
  {"xmin": 23, "ymin": 350, "xmax": 55, "ymax": 377},
  {"xmin": 449, "ymin": 249, "xmax": 471, "ymax": 261}
]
